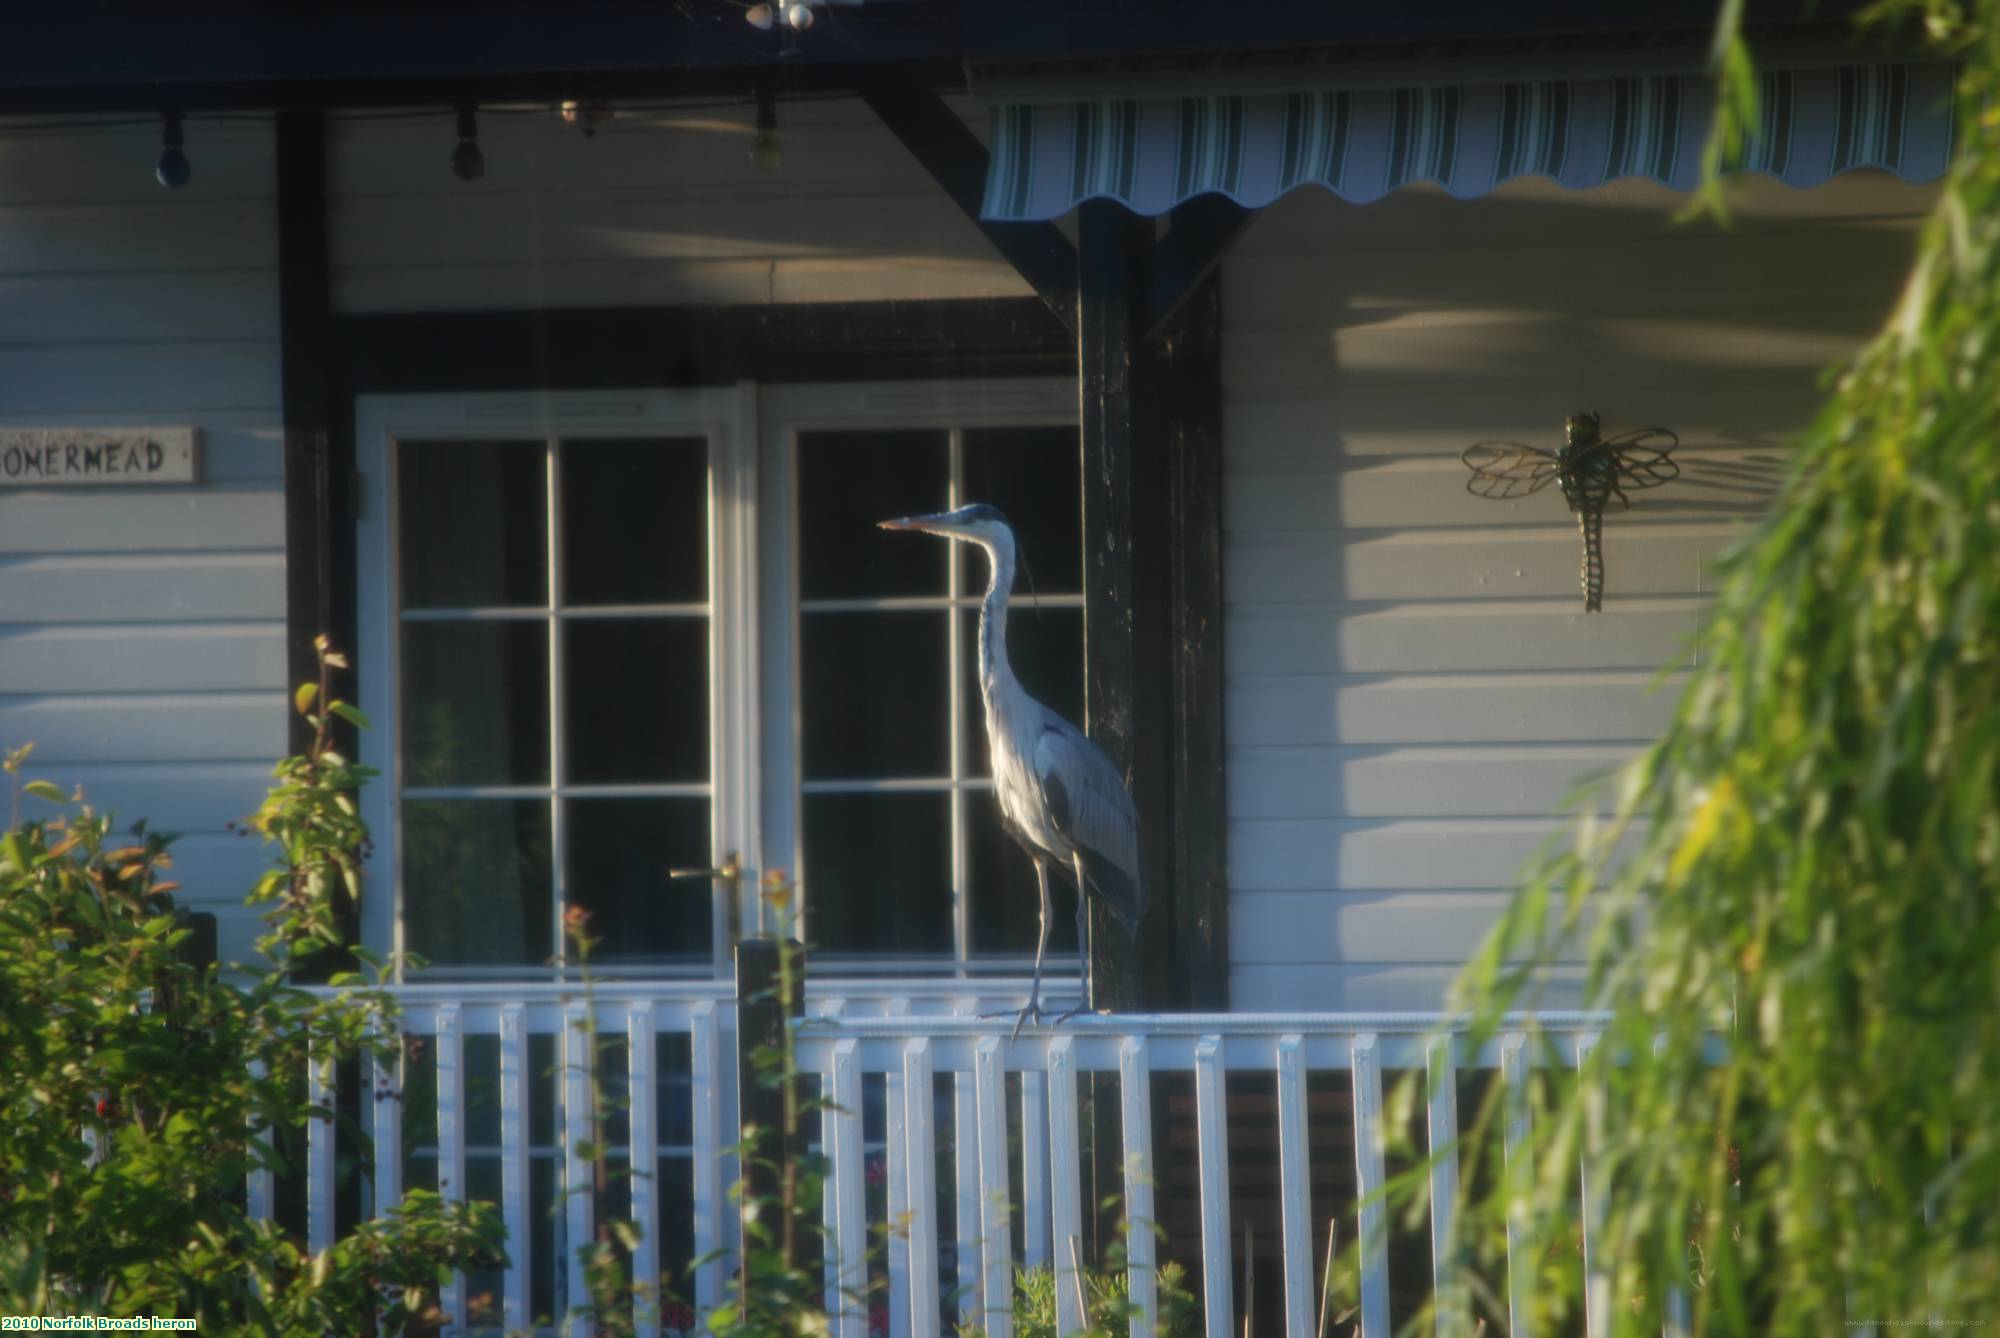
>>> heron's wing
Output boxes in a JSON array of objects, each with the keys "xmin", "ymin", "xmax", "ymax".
[
  {"xmin": 1031, "ymin": 717, "xmax": 1148, "ymax": 940},
  {"xmin": 1461, "ymin": 442, "xmax": 1562, "ymax": 499},
  {"xmin": 1601, "ymin": 427, "xmax": 1680, "ymax": 489}
]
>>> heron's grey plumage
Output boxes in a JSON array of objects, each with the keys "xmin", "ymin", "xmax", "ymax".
[
  {"xmin": 1032, "ymin": 720, "xmax": 1146, "ymax": 937},
  {"xmin": 878, "ymin": 502, "xmax": 1147, "ymax": 1026}
]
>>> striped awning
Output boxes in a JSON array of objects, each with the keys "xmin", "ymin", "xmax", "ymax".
[{"xmin": 979, "ymin": 63, "xmax": 1956, "ymax": 220}]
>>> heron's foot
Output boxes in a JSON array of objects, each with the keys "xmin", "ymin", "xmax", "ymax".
[
  {"xmin": 1009, "ymin": 999, "xmax": 1044, "ymax": 1043},
  {"xmin": 1048, "ymin": 1002, "xmax": 1099, "ymax": 1027}
]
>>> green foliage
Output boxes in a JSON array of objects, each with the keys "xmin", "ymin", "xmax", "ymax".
[
  {"xmin": 0, "ymin": 642, "xmax": 504, "ymax": 1332},
  {"xmin": 249, "ymin": 637, "xmax": 375, "ymax": 968},
  {"xmin": 706, "ymin": 876, "xmax": 845, "ymax": 1338},
  {"xmin": 996, "ymin": 1260, "xmax": 1198, "ymax": 1338},
  {"xmin": 1421, "ymin": 5, "xmax": 2000, "ymax": 1333}
]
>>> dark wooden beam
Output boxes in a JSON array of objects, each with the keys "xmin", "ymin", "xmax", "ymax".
[
  {"xmin": 334, "ymin": 299, "xmax": 1072, "ymax": 395},
  {"xmin": 1143, "ymin": 194, "xmax": 1254, "ymax": 345},
  {"xmin": 278, "ymin": 106, "xmax": 333, "ymax": 755},
  {"xmin": 1158, "ymin": 274, "xmax": 1228, "ymax": 1009},
  {"xmin": 1078, "ymin": 198, "xmax": 1161, "ymax": 1014},
  {"xmin": 860, "ymin": 80, "xmax": 1079, "ymax": 337}
]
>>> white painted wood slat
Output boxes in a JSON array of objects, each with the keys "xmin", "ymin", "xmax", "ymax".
[
  {"xmin": 1020, "ymin": 1070, "xmax": 1051, "ymax": 1269},
  {"xmin": 1500, "ymin": 1033, "xmax": 1534, "ymax": 1338},
  {"xmin": 628, "ymin": 1002, "xmax": 661, "ymax": 1338},
  {"xmin": 903, "ymin": 1038, "xmax": 942, "ymax": 1338},
  {"xmin": 306, "ymin": 1041, "xmax": 335, "ymax": 1256},
  {"xmin": 1425, "ymin": 1034, "xmax": 1464, "ymax": 1338},
  {"xmin": 1118, "ymin": 1036, "xmax": 1158, "ymax": 1338},
  {"xmin": 1045, "ymin": 1036, "xmax": 1087, "ymax": 1338},
  {"xmin": 1274, "ymin": 1035, "xmax": 1313, "ymax": 1338},
  {"xmin": 436, "ymin": 1005, "xmax": 467, "ymax": 1338},
  {"xmin": 691, "ymin": 1000, "xmax": 725, "ymax": 1316},
  {"xmin": 499, "ymin": 1005, "xmax": 531, "ymax": 1337},
  {"xmin": 955, "ymin": 1060, "xmax": 982, "ymax": 1324},
  {"xmin": 563, "ymin": 1000, "xmax": 593, "ymax": 1338},
  {"xmin": 830, "ymin": 1039, "xmax": 868, "ymax": 1338},
  {"xmin": 974, "ymin": 1036, "xmax": 1015, "ymax": 1338},
  {"xmin": 1351, "ymin": 1033, "xmax": 1390, "ymax": 1338},
  {"xmin": 1576, "ymin": 1032, "xmax": 1609, "ymax": 1338},
  {"xmin": 244, "ymin": 1056, "xmax": 276, "ymax": 1216},
  {"xmin": 370, "ymin": 1019, "xmax": 404, "ymax": 1220},
  {"xmin": 1193, "ymin": 1036, "xmax": 1234, "ymax": 1338},
  {"xmin": 887, "ymin": 1055, "xmax": 911, "ymax": 1338}
]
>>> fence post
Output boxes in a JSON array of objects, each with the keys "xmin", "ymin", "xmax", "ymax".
[{"xmin": 736, "ymin": 937, "xmax": 806, "ymax": 1268}]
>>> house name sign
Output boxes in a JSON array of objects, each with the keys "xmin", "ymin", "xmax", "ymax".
[{"xmin": 0, "ymin": 427, "xmax": 199, "ymax": 486}]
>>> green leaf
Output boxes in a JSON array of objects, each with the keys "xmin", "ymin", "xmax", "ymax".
[
  {"xmin": 329, "ymin": 701, "xmax": 373, "ymax": 731},
  {"xmin": 294, "ymin": 682, "xmax": 319, "ymax": 715},
  {"xmin": 21, "ymin": 780, "xmax": 65, "ymax": 803}
]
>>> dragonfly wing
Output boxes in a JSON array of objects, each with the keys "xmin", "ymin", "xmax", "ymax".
[
  {"xmin": 1462, "ymin": 441, "xmax": 1562, "ymax": 499},
  {"xmin": 1603, "ymin": 428, "xmax": 1681, "ymax": 489}
]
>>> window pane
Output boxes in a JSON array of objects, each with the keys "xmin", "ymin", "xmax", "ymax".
[
  {"xmin": 402, "ymin": 622, "xmax": 550, "ymax": 786},
  {"xmin": 960, "ymin": 426, "xmax": 1082, "ymax": 595},
  {"xmin": 567, "ymin": 797, "xmax": 711, "ymax": 962},
  {"xmin": 404, "ymin": 799, "xmax": 553, "ymax": 967},
  {"xmin": 398, "ymin": 440, "xmax": 547, "ymax": 608},
  {"xmin": 803, "ymin": 791, "xmax": 950, "ymax": 954},
  {"xmin": 802, "ymin": 610, "xmax": 948, "ymax": 779},
  {"xmin": 565, "ymin": 619, "xmax": 708, "ymax": 783},
  {"xmin": 562, "ymin": 437, "xmax": 707, "ymax": 606},
  {"xmin": 958, "ymin": 608, "xmax": 1085, "ymax": 773},
  {"xmin": 797, "ymin": 429, "xmax": 948, "ymax": 599},
  {"xmin": 967, "ymin": 793, "xmax": 1081, "ymax": 957}
]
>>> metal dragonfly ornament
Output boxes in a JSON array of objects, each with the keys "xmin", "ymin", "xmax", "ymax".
[{"xmin": 1461, "ymin": 412, "xmax": 1680, "ymax": 612}]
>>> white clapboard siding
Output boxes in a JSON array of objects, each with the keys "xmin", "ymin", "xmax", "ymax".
[
  {"xmin": 1229, "ymin": 891, "xmax": 1610, "ymax": 964},
  {"xmin": 1227, "ymin": 599, "xmax": 1701, "ymax": 674},
  {"xmin": 0, "ymin": 553, "xmax": 283, "ymax": 623},
  {"xmin": 1228, "ymin": 743, "xmax": 1637, "ymax": 819},
  {"xmin": 0, "ymin": 490, "xmax": 284, "ymax": 554},
  {"xmin": 1229, "ymin": 817, "xmax": 1642, "ymax": 893},
  {"xmin": 0, "ymin": 692, "xmax": 285, "ymax": 763},
  {"xmin": 0, "ymin": 624, "xmax": 284, "ymax": 694},
  {"xmin": 1226, "ymin": 523, "xmax": 1745, "ymax": 603},
  {"xmin": 329, "ymin": 96, "xmax": 1028, "ymax": 314},
  {"xmin": 1221, "ymin": 171, "xmax": 1928, "ymax": 1009},
  {"xmin": 0, "ymin": 118, "xmax": 284, "ymax": 966},
  {"xmin": 11, "ymin": 760, "xmax": 275, "ymax": 831},
  {"xmin": 1228, "ymin": 671, "xmax": 1689, "ymax": 748}
]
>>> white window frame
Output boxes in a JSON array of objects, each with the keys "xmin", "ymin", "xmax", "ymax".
[
  {"xmin": 758, "ymin": 377, "xmax": 1079, "ymax": 978},
  {"xmin": 354, "ymin": 377, "xmax": 1078, "ymax": 982},
  {"xmin": 355, "ymin": 388, "xmax": 757, "ymax": 982}
]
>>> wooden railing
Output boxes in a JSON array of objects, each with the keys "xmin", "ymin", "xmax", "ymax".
[{"xmin": 284, "ymin": 974, "xmax": 1641, "ymax": 1338}]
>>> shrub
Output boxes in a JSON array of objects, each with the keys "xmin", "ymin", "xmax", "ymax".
[{"xmin": 0, "ymin": 640, "xmax": 504, "ymax": 1332}]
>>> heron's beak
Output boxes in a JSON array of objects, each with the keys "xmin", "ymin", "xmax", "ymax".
[{"xmin": 878, "ymin": 512, "xmax": 956, "ymax": 536}]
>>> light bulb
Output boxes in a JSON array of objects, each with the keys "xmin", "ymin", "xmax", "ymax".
[
  {"xmin": 746, "ymin": 3, "xmax": 775, "ymax": 28},
  {"xmin": 786, "ymin": 3, "xmax": 814, "ymax": 30},
  {"xmin": 155, "ymin": 112, "xmax": 190, "ymax": 189},
  {"xmin": 451, "ymin": 105, "xmax": 485, "ymax": 181}
]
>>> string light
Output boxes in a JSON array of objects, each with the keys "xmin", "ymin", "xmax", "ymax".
[
  {"xmin": 751, "ymin": 86, "xmax": 782, "ymax": 171},
  {"xmin": 155, "ymin": 111, "xmax": 190, "ymax": 189},
  {"xmin": 786, "ymin": 3, "xmax": 815, "ymax": 29},
  {"xmin": 560, "ymin": 100, "xmax": 614, "ymax": 137},
  {"xmin": 746, "ymin": 3, "xmax": 775, "ymax": 28},
  {"xmin": 450, "ymin": 104, "xmax": 485, "ymax": 181}
]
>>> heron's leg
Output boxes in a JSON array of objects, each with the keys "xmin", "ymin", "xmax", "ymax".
[
  {"xmin": 1051, "ymin": 851, "xmax": 1097, "ymax": 1025},
  {"xmin": 1013, "ymin": 858, "xmax": 1053, "ymax": 1042}
]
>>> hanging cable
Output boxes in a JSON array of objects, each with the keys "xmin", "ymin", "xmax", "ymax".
[
  {"xmin": 450, "ymin": 104, "xmax": 485, "ymax": 181},
  {"xmin": 155, "ymin": 111, "xmax": 190, "ymax": 189}
]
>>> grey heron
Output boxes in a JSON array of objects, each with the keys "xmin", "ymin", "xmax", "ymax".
[{"xmin": 878, "ymin": 503, "xmax": 1147, "ymax": 1031}]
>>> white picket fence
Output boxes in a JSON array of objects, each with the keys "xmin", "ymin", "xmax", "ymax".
[{"xmin": 279, "ymin": 982, "xmax": 1667, "ymax": 1338}]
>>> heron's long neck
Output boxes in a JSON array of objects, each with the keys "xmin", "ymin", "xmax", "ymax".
[{"xmin": 975, "ymin": 535, "xmax": 1019, "ymax": 702}]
